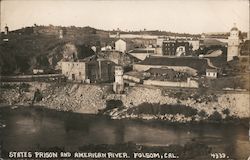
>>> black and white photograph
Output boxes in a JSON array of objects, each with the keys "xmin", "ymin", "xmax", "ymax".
[{"xmin": 0, "ymin": 0, "xmax": 249, "ymax": 159}]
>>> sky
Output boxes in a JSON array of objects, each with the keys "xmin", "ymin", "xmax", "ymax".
[{"xmin": 0, "ymin": 0, "xmax": 249, "ymax": 34}]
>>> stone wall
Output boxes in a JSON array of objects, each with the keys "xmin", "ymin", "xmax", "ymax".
[
  {"xmin": 143, "ymin": 79, "xmax": 199, "ymax": 88},
  {"xmin": 123, "ymin": 75, "xmax": 141, "ymax": 83}
]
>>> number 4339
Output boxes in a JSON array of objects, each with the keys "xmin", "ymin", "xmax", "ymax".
[{"xmin": 210, "ymin": 153, "xmax": 229, "ymax": 159}]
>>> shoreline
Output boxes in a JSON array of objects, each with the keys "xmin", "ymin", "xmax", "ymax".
[
  {"xmin": 0, "ymin": 104, "xmax": 249, "ymax": 125},
  {"xmin": 0, "ymin": 82, "xmax": 249, "ymax": 123}
]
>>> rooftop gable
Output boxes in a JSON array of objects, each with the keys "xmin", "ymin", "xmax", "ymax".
[{"xmin": 138, "ymin": 56, "xmax": 210, "ymax": 73}]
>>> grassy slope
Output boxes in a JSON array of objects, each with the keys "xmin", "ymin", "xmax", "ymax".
[
  {"xmin": 0, "ymin": 34, "xmax": 61, "ymax": 75},
  {"xmin": 0, "ymin": 28, "xmax": 103, "ymax": 75}
]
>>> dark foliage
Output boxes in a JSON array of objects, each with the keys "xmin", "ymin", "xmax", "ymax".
[
  {"xmin": 198, "ymin": 110, "xmax": 208, "ymax": 118},
  {"xmin": 76, "ymin": 44, "xmax": 95, "ymax": 59},
  {"xmin": 127, "ymin": 103, "xmax": 198, "ymax": 117},
  {"xmin": 208, "ymin": 111, "xmax": 222, "ymax": 121},
  {"xmin": 106, "ymin": 100, "xmax": 123, "ymax": 110},
  {"xmin": 222, "ymin": 108, "xmax": 230, "ymax": 116}
]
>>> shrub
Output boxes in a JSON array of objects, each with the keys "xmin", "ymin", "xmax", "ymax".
[
  {"xmin": 106, "ymin": 100, "xmax": 123, "ymax": 110},
  {"xmin": 222, "ymin": 108, "xmax": 230, "ymax": 116},
  {"xmin": 127, "ymin": 103, "xmax": 198, "ymax": 117},
  {"xmin": 33, "ymin": 89, "xmax": 43, "ymax": 102},
  {"xmin": 160, "ymin": 104, "xmax": 198, "ymax": 117},
  {"xmin": 198, "ymin": 110, "xmax": 208, "ymax": 118},
  {"xmin": 19, "ymin": 83, "xmax": 30, "ymax": 92},
  {"xmin": 208, "ymin": 111, "xmax": 222, "ymax": 121}
]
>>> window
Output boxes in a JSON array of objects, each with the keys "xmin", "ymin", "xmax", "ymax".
[{"xmin": 79, "ymin": 72, "xmax": 81, "ymax": 76}]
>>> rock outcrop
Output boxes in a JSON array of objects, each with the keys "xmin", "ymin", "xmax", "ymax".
[{"xmin": 0, "ymin": 83, "xmax": 249, "ymax": 121}]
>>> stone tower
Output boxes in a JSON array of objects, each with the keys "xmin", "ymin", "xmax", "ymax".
[
  {"xmin": 227, "ymin": 23, "xmax": 240, "ymax": 61},
  {"xmin": 113, "ymin": 66, "xmax": 124, "ymax": 94}
]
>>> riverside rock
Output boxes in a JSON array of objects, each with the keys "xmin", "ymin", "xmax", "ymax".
[{"xmin": 0, "ymin": 82, "xmax": 249, "ymax": 121}]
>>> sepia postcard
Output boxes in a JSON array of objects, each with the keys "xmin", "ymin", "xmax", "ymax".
[{"xmin": 0, "ymin": 0, "xmax": 249, "ymax": 159}]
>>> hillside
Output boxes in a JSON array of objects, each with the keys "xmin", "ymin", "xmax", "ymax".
[
  {"xmin": 0, "ymin": 26, "xmax": 110, "ymax": 75},
  {"xmin": 114, "ymin": 30, "xmax": 200, "ymax": 38}
]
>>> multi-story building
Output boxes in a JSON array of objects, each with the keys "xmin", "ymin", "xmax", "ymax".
[
  {"xmin": 162, "ymin": 40, "xmax": 176, "ymax": 56},
  {"xmin": 60, "ymin": 59, "xmax": 115, "ymax": 83},
  {"xmin": 162, "ymin": 40, "xmax": 192, "ymax": 56}
]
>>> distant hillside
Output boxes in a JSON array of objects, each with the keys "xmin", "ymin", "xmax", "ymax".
[
  {"xmin": 0, "ymin": 32, "xmax": 95, "ymax": 75},
  {"xmin": 11, "ymin": 25, "xmax": 111, "ymax": 45},
  {"xmin": 0, "ymin": 25, "xmax": 114, "ymax": 75},
  {"xmin": 111, "ymin": 30, "xmax": 200, "ymax": 38}
]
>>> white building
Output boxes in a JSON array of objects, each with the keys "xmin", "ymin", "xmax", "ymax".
[
  {"xmin": 110, "ymin": 34, "xmax": 158, "ymax": 39},
  {"xmin": 227, "ymin": 24, "xmax": 240, "ymax": 61},
  {"xmin": 206, "ymin": 68, "xmax": 217, "ymax": 78},
  {"xmin": 156, "ymin": 37, "xmax": 165, "ymax": 47},
  {"xmin": 115, "ymin": 39, "xmax": 127, "ymax": 53},
  {"xmin": 188, "ymin": 40, "xmax": 200, "ymax": 51},
  {"xmin": 61, "ymin": 61, "xmax": 87, "ymax": 82},
  {"xmin": 91, "ymin": 46, "xmax": 97, "ymax": 53}
]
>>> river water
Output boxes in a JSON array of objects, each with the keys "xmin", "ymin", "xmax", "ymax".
[{"xmin": 0, "ymin": 106, "xmax": 249, "ymax": 159}]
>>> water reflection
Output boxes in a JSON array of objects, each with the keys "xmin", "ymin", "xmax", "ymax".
[{"xmin": 0, "ymin": 106, "xmax": 249, "ymax": 159}]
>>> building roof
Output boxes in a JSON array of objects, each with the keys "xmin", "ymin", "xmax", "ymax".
[
  {"xmin": 129, "ymin": 49, "xmax": 155, "ymax": 54},
  {"xmin": 137, "ymin": 56, "xmax": 210, "ymax": 73},
  {"xmin": 115, "ymin": 39, "xmax": 126, "ymax": 43},
  {"xmin": 126, "ymin": 53, "xmax": 141, "ymax": 62},
  {"xmin": 206, "ymin": 68, "xmax": 217, "ymax": 72},
  {"xmin": 115, "ymin": 38, "xmax": 135, "ymax": 46},
  {"xmin": 147, "ymin": 67, "xmax": 176, "ymax": 74},
  {"xmin": 231, "ymin": 27, "xmax": 238, "ymax": 31}
]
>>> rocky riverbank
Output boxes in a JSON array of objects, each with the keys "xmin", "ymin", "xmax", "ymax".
[
  {"xmin": 0, "ymin": 82, "xmax": 249, "ymax": 122},
  {"xmin": 0, "ymin": 82, "xmax": 110, "ymax": 113},
  {"xmin": 105, "ymin": 86, "xmax": 249, "ymax": 122}
]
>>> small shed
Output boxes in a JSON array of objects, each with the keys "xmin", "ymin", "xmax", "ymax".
[{"xmin": 206, "ymin": 68, "xmax": 217, "ymax": 78}]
